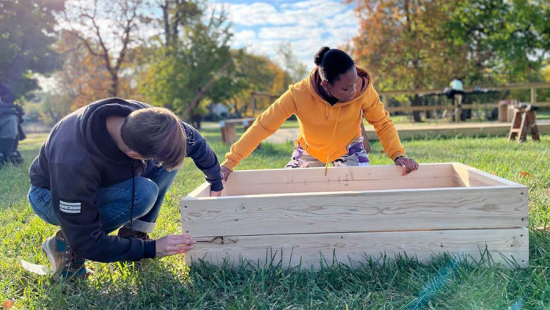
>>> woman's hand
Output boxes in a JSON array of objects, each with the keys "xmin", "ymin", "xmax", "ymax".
[
  {"xmin": 221, "ymin": 166, "xmax": 232, "ymax": 183},
  {"xmin": 395, "ymin": 157, "xmax": 419, "ymax": 176},
  {"xmin": 210, "ymin": 190, "xmax": 222, "ymax": 197}
]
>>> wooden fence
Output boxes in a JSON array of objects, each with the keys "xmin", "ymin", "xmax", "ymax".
[{"xmin": 378, "ymin": 82, "xmax": 550, "ymax": 114}]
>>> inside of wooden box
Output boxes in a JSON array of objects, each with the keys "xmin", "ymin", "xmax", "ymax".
[{"xmin": 190, "ymin": 163, "xmax": 511, "ymax": 198}]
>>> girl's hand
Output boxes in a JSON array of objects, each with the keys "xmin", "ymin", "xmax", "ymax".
[
  {"xmin": 221, "ymin": 166, "xmax": 232, "ymax": 183},
  {"xmin": 210, "ymin": 190, "xmax": 222, "ymax": 197},
  {"xmin": 395, "ymin": 157, "xmax": 419, "ymax": 176}
]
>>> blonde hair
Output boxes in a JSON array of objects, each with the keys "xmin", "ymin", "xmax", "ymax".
[{"xmin": 121, "ymin": 107, "xmax": 186, "ymax": 170}]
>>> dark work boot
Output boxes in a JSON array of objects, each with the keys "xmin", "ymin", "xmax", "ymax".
[{"xmin": 42, "ymin": 230, "xmax": 91, "ymax": 280}]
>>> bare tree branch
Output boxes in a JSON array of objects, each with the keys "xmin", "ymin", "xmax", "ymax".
[
  {"xmin": 114, "ymin": 1, "xmax": 138, "ymax": 73},
  {"xmin": 60, "ymin": 0, "xmax": 145, "ymax": 97}
]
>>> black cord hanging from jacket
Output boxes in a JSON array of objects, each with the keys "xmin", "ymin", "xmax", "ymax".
[{"xmin": 130, "ymin": 163, "xmax": 135, "ymax": 229}]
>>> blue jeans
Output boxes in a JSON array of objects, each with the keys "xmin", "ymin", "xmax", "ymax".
[{"xmin": 28, "ymin": 163, "xmax": 178, "ymax": 233}]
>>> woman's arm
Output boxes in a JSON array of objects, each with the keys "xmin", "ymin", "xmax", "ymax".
[
  {"xmin": 362, "ymin": 84, "xmax": 405, "ymax": 161},
  {"xmin": 362, "ymin": 84, "xmax": 419, "ymax": 175},
  {"xmin": 222, "ymin": 90, "xmax": 297, "ymax": 171}
]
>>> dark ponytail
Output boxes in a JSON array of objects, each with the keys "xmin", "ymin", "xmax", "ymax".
[
  {"xmin": 314, "ymin": 47, "xmax": 330, "ymax": 66},
  {"xmin": 313, "ymin": 46, "xmax": 355, "ymax": 84}
]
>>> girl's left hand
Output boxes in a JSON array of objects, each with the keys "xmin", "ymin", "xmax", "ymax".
[
  {"xmin": 395, "ymin": 157, "xmax": 419, "ymax": 176},
  {"xmin": 210, "ymin": 190, "xmax": 222, "ymax": 197}
]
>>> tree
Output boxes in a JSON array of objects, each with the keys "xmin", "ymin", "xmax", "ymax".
[
  {"xmin": 277, "ymin": 42, "xmax": 308, "ymax": 83},
  {"xmin": 350, "ymin": 0, "xmax": 550, "ymax": 89},
  {"xmin": 448, "ymin": 0, "xmax": 550, "ymax": 83},
  {"xmin": 349, "ymin": 0, "xmax": 550, "ymax": 122},
  {"xmin": 211, "ymin": 50, "xmax": 291, "ymax": 117},
  {"xmin": 39, "ymin": 91, "xmax": 73, "ymax": 125},
  {"xmin": 138, "ymin": 4, "xmax": 233, "ymax": 123},
  {"xmin": 156, "ymin": 0, "xmax": 203, "ymax": 47},
  {"xmin": 349, "ymin": 0, "xmax": 464, "ymax": 121},
  {"xmin": 349, "ymin": 0, "xmax": 464, "ymax": 91},
  {"xmin": 54, "ymin": 31, "xmax": 107, "ymax": 108},
  {"xmin": 54, "ymin": 30, "xmax": 143, "ymax": 110},
  {"xmin": 60, "ymin": 0, "xmax": 150, "ymax": 97},
  {"xmin": 0, "ymin": 0, "xmax": 64, "ymax": 98}
]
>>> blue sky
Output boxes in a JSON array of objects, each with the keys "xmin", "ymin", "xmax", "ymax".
[
  {"xmin": 58, "ymin": 0, "xmax": 359, "ymax": 73},
  {"xmin": 210, "ymin": 0, "xmax": 360, "ymax": 70}
]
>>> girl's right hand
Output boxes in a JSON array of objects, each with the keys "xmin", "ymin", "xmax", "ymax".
[{"xmin": 221, "ymin": 166, "xmax": 232, "ymax": 183}]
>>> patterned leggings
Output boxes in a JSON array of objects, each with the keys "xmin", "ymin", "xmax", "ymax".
[{"xmin": 285, "ymin": 136, "xmax": 369, "ymax": 169}]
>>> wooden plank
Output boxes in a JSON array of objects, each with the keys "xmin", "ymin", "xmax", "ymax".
[
  {"xmin": 382, "ymin": 94, "xmax": 389, "ymax": 106},
  {"xmin": 226, "ymin": 164, "xmax": 454, "ymax": 184},
  {"xmin": 223, "ymin": 164, "xmax": 454, "ymax": 196},
  {"xmin": 454, "ymin": 95, "xmax": 461, "ymax": 123},
  {"xmin": 529, "ymin": 111, "xmax": 541, "ymax": 141},
  {"xmin": 378, "ymin": 82, "xmax": 550, "ymax": 96},
  {"xmin": 362, "ymin": 121, "xmax": 550, "ymax": 141},
  {"xmin": 385, "ymin": 102, "xmax": 550, "ymax": 114},
  {"xmin": 265, "ymin": 121, "xmax": 550, "ymax": 144},
  {"xmin": 452, "ymin": 163, "xmax": 521, "ymax": 187},
  {"xmin": 451, "ymin": 163, "xmax": 470, "ymax": 187},
  {"xmin": 186, "ymin": 228, "xmax": 529, "ymax": 269},
  {"xmin": 387, "ymin": 105, "xmax": 451, "ymax": 113},
  {"xmin": 223, "ymin": 118, "xmax": 256, "ymax": 125},
  {"xmin": 185, "ymin": 182, "xmax": 211, "ymax": 199},
  {"xmin": 182, "ymin": 186, "xmax": 528, "ymax": 237},
  {"xmin": 469, "ymin": 170, "xmax": 511, "ymax": 187},
  {"xmin": 220, "ymin": 124, "xmax": 237, "ymax": 145},
  {"xmin": 452, "ymin": 171, "xmax": 468, "ymax": 187},
  {"xmin": 185, "ymin": 183, "xmax": 231, "ymax": 199},
  {"xmin": 226, "ymin": 175, "xmax": 454, "ymax": 196},
  {"xmin": 360, "ymin": 119, "xmax": 371, "ymax": 154},
  {"xmin": 386, "ymin": 103, "xmax": 498, "ymax": 113}
]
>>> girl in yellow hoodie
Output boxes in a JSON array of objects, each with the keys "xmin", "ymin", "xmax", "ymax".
[{"xmin": 221, "ymin": 47, "xmax": 418, "ymax": 180}]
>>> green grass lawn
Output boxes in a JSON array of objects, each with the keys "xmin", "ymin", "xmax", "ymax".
[
  {"xmin": 201, "ymin": 109, "xmax": 550, "ymax": 131},
  {"xmin": 1, "ymin": 130, "xmax": 550, "ymax": 309},
  {"xmin": 537, "ymin": 111, "xmax": 550, "ymax": 120}
]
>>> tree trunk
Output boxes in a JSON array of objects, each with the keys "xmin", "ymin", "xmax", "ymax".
[
  {"xmin": 192, "ymin": 114, "xmax": 202, "ymax": 129},
  {"xmin": 182, "ymin": 58, "xmax": 233, "ymax": 119},
  {"xmin": 411, "ymin": 95, "xmax": 422, "ymax": 122},
  {"xmin": 162, "ymin": 1, "xmax": 170, "ymax": 47},
  {"xmin": 110, "ymin": 73, "xmax": 119, "ymax": 97}
]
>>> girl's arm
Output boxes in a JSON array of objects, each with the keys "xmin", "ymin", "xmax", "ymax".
[
  {"xmin": 361, "ymin": 83, "xmax": 406, "ymax": 161},
  {"xmin": 222, "ymin": 89, "xmax": 297, "ymax": 170}
]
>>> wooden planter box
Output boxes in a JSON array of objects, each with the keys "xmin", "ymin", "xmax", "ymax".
[{"xmin": 181, "ymin": 163, "xmax": 528, "ymax": 268}]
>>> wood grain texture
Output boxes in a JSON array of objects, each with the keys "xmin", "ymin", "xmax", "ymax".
[
  {"xmin": 186, "ymin": 182, "xmax": 211, "ymax": 198},
  {"xmin": 186, "ymin": 228, "xmax": 529, "ymax": 268},
  {"xmin": 223, "ymin": 164, "xmax": 455, "ymax": 196},
  {"xmin": 451, "ymin": 163, "xmax": 522, "ymax": 187},
  {"xmin": 182, "ymin": 186, "xmax": 528, "ymax": 238}
]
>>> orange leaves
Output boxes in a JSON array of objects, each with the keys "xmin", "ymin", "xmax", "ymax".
[
  {"xmin": 350, "ymin": 0, "xmax": 465, "ymax": 90},
  {"xmin": 520, "ymin": 171, "xmax": 532, "ymax": 178},
  {"xmin": 2, "ymin": 300, "xmax": 14, "ymax": 309}
]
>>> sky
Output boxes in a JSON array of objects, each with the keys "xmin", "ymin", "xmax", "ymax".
[
  {"xmin": 39, "ymin": 0, "xmax": 360, "ymax": 91},
  {"xmin": 210, "ymin": 0, "xmax": 360, "ymax": 70}
]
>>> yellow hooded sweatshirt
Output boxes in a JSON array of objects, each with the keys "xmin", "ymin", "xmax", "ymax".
[{"xmin": 222, "ymin": 67, "xmax": 405, "ymax": 170}]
